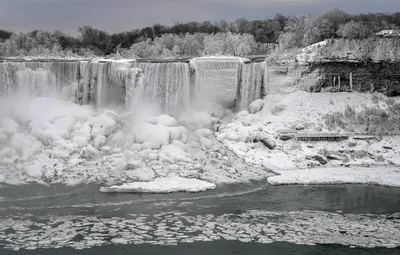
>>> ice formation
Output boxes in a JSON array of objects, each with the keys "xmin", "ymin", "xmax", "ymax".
[
  {"xmin": 0, "ymin": 209, "xmax": 399, "ymax": 250},
  {"xmin": 1, "ymin": 58, "xmax": 400, "ymax": 190}
]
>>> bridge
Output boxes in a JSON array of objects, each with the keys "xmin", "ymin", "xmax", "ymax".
[{"xmin": 278, "ymin": 130, "xmax": 389, "ymax": 142}]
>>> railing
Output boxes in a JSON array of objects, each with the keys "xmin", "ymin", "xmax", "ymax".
[{"xmin": 279, "ymin": 130, "xmax": 399, "ymax": 142}]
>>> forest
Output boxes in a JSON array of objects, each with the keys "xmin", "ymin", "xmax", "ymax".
[{"xmin": 0, "ymin": 9, "xmax": 399, "ymax": 58}]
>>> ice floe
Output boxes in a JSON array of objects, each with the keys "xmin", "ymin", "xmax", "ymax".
[
  {"xmin": 100, "ymin": 177, "xmax": 217, "ymax": 193},
  {"xmin": 0, "ymin": 210, "xmax": 399, "ymax": 250}
]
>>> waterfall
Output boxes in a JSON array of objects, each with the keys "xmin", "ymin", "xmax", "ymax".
[
  {"xmin": 237, "ymin": 61, "xmax": 266, "ymax": 110},
  {"xmin": 190, "ymin": 57, "xmax": 242, "ymax": 107},
  {"xmin": 0, "ymin": 58, "xmax": 266, "ymax": 113},
  {"xmin": 0, "ymin": 61, "xmax": 79, "ymax": 100},
  {"xmin": 131, "ymin": 62, "xmax": 190, "ymax": 114}
]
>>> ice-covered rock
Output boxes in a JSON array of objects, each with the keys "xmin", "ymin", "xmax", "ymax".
[
  {"xmin": 0, "ymin": 132, "xmax": 8, "ymax": 144},
  {"xmin": 195, "ymin": 128, "xmax": 213, "ymax": 139},
  {"xmin": 123, "ymin": 134, "xmax": 135, "ymax": 149},
  {"xmin": 257, "ymin": 134, "xmax": 276, "ymax": 150},
  {"xmin": 93, "ymin": 135, "xmax": 107, "ymax": 148},
  {"xmin": 171, "ymin": 140, "xmax": 188, "ymax": 152},
  {"xmin": 179, "ymin": 111, "xmax": 212, "ymax": 129},
  {"xmin": 1, "ymin": 119, "xmax": 19, "ymax": 135},
  {"xmin": 309, "ymin": 154, "xmax": 328, "ymax": 165},
  {"xmin": 103, "ymin": 110, "xmax": 121, "ymax": 122},
  {"xmin": 160, "ymin": 143, "xmax": 192, "ymax": 162},
  {"xmin": 235, "ymin": 110, "xmax": 249, "ymax": 119},
  {"xmin": 156, "ymin": 115, "xmax": 178, "ymax": 127},
  {"xmin": 131, "ymin": 143, "xmax": 142, "ymax": 151},
  {"xmin": 169, "ymin": 126, "xmax": 187, "ymax": 140},
  {"xmin": 24, "ymin": 164, "xmax": 42, "ymax": 178},
  {"xmin": 200, "ymin": 137, "xmax": 213, "ymax": 150},
  {"xmin": 108, "ymin": 131, "xmax": 125, "ymax": 147},
  {"xmin": 87, "ymin": 114, "xmax": 116, "ymax": 128},
  {"xmin": 133, "ymin": 122, "xmax": 170, "ymax": 149},
  {"xmin": 83, "ymin": 144, "xmax": 99, "ymax": 159},
  {"xmin": 125, "ymin": 167, "xmax": 155, "ymax": 182},
  {"xmin": 71, "ymin": 136, "xmax": 89, "ymax": 147},
  {"xmin": 249, "ymin": 99, "xmax": 264, "ymax": 114}
]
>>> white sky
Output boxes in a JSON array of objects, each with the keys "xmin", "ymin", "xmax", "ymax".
[{"xmin": 0, "ymin": 0, "xmax": 398, "ymax": 35}]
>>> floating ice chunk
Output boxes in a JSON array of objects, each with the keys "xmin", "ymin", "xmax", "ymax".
[
  {"xmin": 100, "ymin": 177, "xmax": 216, "ymax": 193},
  {"xmin": 0, "ymin": 174, "xmax": 4, "ymax": 183},
  {"xmin": 249, "ymin": 99, "xmax": 264, "ymax": 114},
  {"xmin": 156, "ymin": 115, "xmax": 178, "ymax": 127}
]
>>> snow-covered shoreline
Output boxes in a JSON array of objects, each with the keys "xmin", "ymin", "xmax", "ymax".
[{"xmin": 267, "ymin": 166, "xmax": 400, "ymax": 187}]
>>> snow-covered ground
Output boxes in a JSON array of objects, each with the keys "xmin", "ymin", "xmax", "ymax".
[
  {"xmin": 0, "ymin": 94, "xmax": 271, "ymax": 190},
  {"xmin": 1, "ymin": 80, "xmax": 400, "ymax": 191},
  {"xmin": 216, "ymin": 91, "xmax": 400, "ymax": 187},
  {"xmin": 268, "ymin": 167, "xmax": 400, "ymax": 187}
]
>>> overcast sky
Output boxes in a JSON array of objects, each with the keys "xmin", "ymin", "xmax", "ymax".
[{"xmin": 0, "ymin": 0, "xmax": 399, "ymax": 35}]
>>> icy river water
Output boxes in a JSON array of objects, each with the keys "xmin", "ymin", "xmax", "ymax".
[{"xmin": 0, "ymin": 181, "xmax": 400, "ymax": 254}]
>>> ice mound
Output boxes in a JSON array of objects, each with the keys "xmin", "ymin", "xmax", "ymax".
[{"xmin": 100, "ymin": 177, "xmax": 216, "ymax": 193}]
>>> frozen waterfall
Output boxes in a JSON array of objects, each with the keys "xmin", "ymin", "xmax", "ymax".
[
  {"xmin": 131, "ymin": 62, "xmax": 190, "ymax": 114},
  {"xmin": 237, "ymin": 61, "xmax": 266, "ymax": 110},
  {"xmin": 0, "ymin": 58, "xmax": 267, "ymax": 112}
]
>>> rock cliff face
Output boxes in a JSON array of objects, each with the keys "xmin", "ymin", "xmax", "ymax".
[
  {"xmin": 266, "ymin": 60, "xmax": 400, "ymax": 96},
  {"xmin": 307, "ymin": 61, "xmax": 400, "ymax": 96}
]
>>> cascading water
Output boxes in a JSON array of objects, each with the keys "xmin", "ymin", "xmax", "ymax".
[
  {"xmin": 0, "ymin": 61, "xmax": 80, "ymax": 100},
  {"xmin": 0, "ymin": 58, "xmax": 266, "ymax": 112},
  {"xmin": 190, "ymin": 57, "xmax": 242, "ymax": 107},
  {"xmin": 131, "ymin": 62, "xmax": 190, "ymax": 114},
  {"xmin": 237, "ymin": 61, "xmax": 266, "ymax": 110}
]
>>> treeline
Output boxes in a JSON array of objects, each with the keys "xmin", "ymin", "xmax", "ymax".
[{"xmin": 0, "ymin": 9, "xmax": 399, "ymax": 58}]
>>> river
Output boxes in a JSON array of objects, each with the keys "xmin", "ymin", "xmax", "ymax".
[{"xmin": 0, "ymin": 181, "xmax": 399, "ymax": 254}]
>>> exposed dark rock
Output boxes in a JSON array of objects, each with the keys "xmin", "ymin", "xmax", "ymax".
[
  {"xmin": 279, "ymin": 133, "xmax": 295, "ymax": 141},
  {"xmin": 308, "ymin": 154, "xmax": 328, "ymax": 165},
  {"xmin": 307, "ymin": 61, "xmax": 400, "ymax": 96},
  {"xmin": 257, "ymin": 134, "xmax": 276, "ymax": 150}
]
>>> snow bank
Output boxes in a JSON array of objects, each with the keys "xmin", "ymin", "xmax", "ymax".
[
  {"xmin": 100, "ymin": 177, "xmax": 216, "ymax": 193},
  {"xmin": 268, "ymin": 167, "xmax": 400, "ymax": 187}
]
